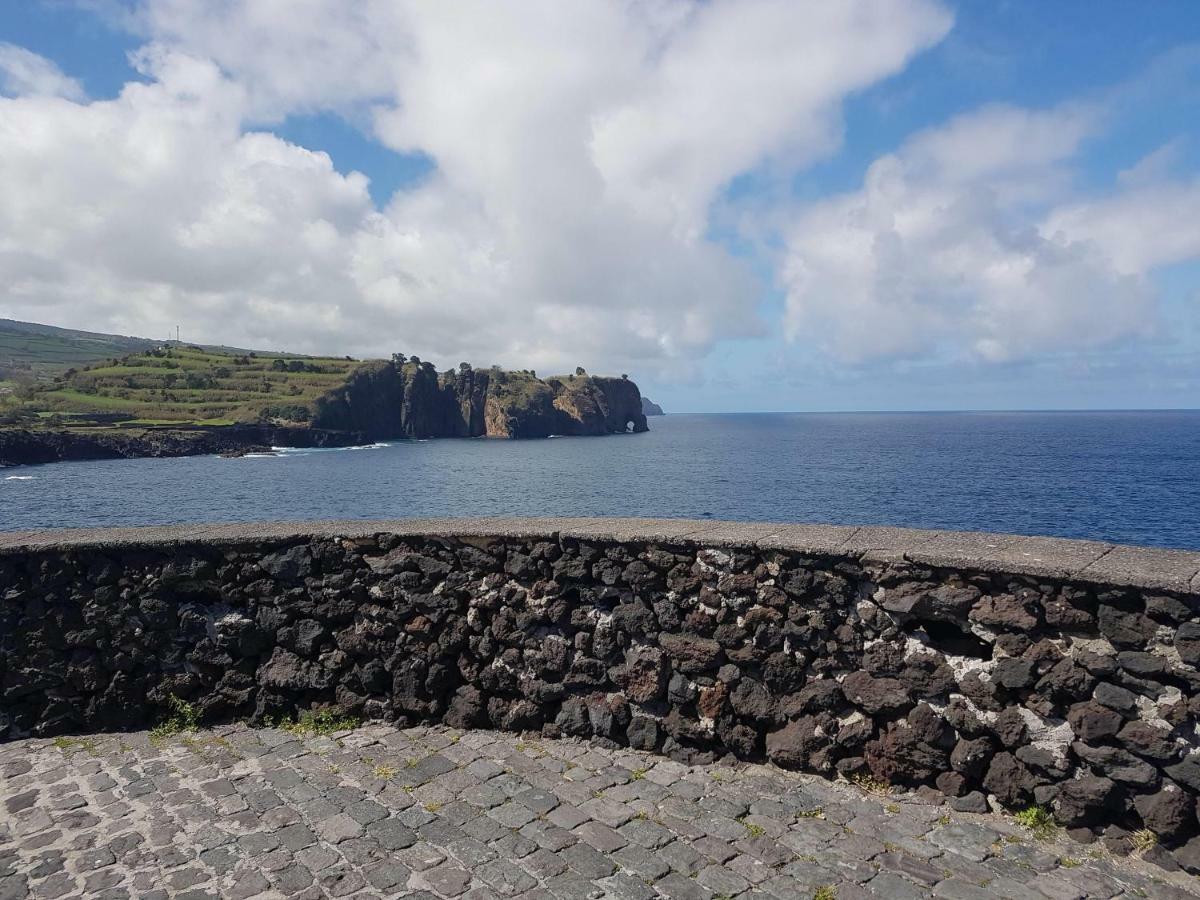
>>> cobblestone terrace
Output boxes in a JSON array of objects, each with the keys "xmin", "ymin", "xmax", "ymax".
[{"xmin": 3, "ymin": 724, "xmax": 1198, "ymax": 900}]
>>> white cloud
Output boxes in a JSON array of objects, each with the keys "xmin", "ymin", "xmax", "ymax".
[
  {"xmin": 0, "ymin": 0, "xmax": 952, "ymax": 375},
  {"xmin": 1043, "ymin": 176, "xmax": 1200, "ymax": 276},
  {"xmin": 781, "ymin": 104, "xmax": 1167, "ymax": 364},
  {"xmin": 0, "ymin": 44, "xmax": 85, "ymax": 100}
]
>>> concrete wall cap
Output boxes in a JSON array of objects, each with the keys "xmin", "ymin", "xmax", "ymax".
[{"xmin": 1, "ymin": 517, "xmax": 1197, "ymax": 595}]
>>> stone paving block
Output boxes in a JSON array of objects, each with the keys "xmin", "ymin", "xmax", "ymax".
[
  {"xmin": 933, "ymin": 877, "xmax": 1021, "ymax": 899},
  {"xmin": 559, "ymin": 842, "xmax": 617, "ymax": 879},
  {"xmin": 477, "ymin": 858, "xmax": 539, "ymax": 896},
  {"xmin": 416, "ymin": 863, "xmax": 473, "ymax": 897},
  {"xmin": 543, "ymin": 872, "xmax": 604, "ymax": 899},
  {"xmin": 1, "ymin": 723, "xmax": 1197, "ymax": 900},
  {"xmin": 726, "ymin": 853, "xmax": 774, "ymax": 885},
  {"xmin": 492, "ymin": 832, "xmax": 539, "ymax": 860},
  {"xmin": 577, "ymin": 797, "xmax": 634, "ymax": 828},
  {"xmin": 660, "ymin": 839, "xmax": 705, "ymax": 875},
  {"xmin": 573, "ymin": 820, "xmax": 627, "ymax": 854},
  {"xmin": 546, "ymin": 804, "xmax": 590, "ymax": 831},
  {"xmin": 274, "ymin": 862, "xmax": 315, "ymax": 893},
  {"xmin": 696, "ymin": 862, "xmax": 751, "ymax": 895},
  {"xmin": 596, "ymin": 871, "xmax": 657, "ymax": 900},
  {"xmin": 655, "ymin": 871, "xmax": 713, "ymax": 900},
  {"xmin": 516, "ymin": 788, "xmax": 560, "ymax": 816},
  {"xmin": 521, "ymin": 847, "xmax": 569, "ymax": 880},
  {"xmin": 616, "ymin": 816, "xmax": 674, "ymax": 850},
  {"xmin": 865, "ymin": 870, "xmax": 935, "ymax": 900},
  {"xmin": 490, "ymin": 800, "xmax": 538, "ymax": 829},
  {"xmin": 612, "ymin": 843, "xmax": 671, "ymax": 881},
  {"xmin": 398, "ymin": 841, "xmax": 448, "ymax": 871},
  {"xmin": 520, "ymin": 820, "xmax": 579, "ymax": 852},
  {"xmin": 736, "ymin": 833, "xmax": 794, "ymax": 867},
  {"xmin": 927, "ymin": 822, "xmax": 998, "ymax": 862}
]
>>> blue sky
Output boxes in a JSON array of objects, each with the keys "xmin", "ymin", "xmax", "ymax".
[{"xmin": 1, "ymin": 1, "xmax": 1199, "ymax": 412}]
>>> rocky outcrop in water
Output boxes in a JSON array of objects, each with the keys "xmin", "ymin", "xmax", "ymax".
[
  {"xmin": 642, "ymin": 396, "xmax": 665, "ymax": 416},
  {"xmin": 312, "ymin": 361, "xmax": 647, "ymax": 440}
]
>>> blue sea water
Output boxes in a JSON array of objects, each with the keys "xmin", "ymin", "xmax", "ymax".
[{"xmin": 2, "ymin": 411, "xmax": 1198, "ymax": 549}]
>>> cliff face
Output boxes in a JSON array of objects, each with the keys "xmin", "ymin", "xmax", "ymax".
[
  {"xmin": 309, "ymin": 361, "xmax": 404, "ymax": 439},
  {"xmin": 311, "ymin": 363, "xmax": 648, "ymax": 440}
]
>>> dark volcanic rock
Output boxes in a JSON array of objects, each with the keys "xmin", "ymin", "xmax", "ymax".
[
  {"xmin": 1068, "ymin": 701, "xmax": 1124, "ymax": 742},
  {"xmin": 840, "ymin": 672, "xmax": 911, "ymax": 715},
  {"xmin": 983, "ymin": 752, "xmax": 1037, "ymax": 807},
  {"xmin": 659, "ymin": 634, "xmax": 723, "ymax": 674},
  {"xmin": 5, "ymin": 522, "xmax": 1200, "ymax": 862},
  {"xmin": 1054, "ymin": 776, "xmax": 1120, "ymax": 827},
  {"xmin": 1133, "ymin": 787, "xmax": 1196, "ymax": 842}
]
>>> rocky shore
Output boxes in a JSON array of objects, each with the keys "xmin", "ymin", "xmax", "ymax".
[{"xmin": 0, "ymin": 425, "xmax": 368, "ymax": 468}]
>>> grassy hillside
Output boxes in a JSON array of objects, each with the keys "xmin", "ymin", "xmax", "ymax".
[
  {"xmin": 2, "ymin": 345, "xmax": 366, "ymax": 428},
  {"xmin": 0, "ymin": 318, "xmax": 160, "ymax": 383}
]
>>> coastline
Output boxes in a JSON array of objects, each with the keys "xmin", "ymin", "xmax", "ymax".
[{"xmin": 0, "ymin": 424, "xmax": 371, "ymax": 468}]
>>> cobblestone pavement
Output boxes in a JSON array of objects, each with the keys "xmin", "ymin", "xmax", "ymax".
[{"xmin": 3, "ymin": 725, "xmax": 1199, "ymax": 900}]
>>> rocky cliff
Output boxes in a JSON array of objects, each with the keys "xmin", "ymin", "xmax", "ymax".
[
  {"xmin": 312, "ymin": 362, "xmax": 647, "ymax": 440},
  {"xmin": 0, "ymin": 360, "xmax": 648, "ymax": 465}
]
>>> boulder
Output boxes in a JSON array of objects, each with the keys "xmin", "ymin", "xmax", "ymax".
[
  {"xmin": 864, "ymin": 704, "xmax": 953, "ymax": 785},
  {"xmin": 1175, "ymin": 622, "xmax": 1200, "ymax": 667},
  {"xmin": 729, "ymin": 678, "xmax": 775, "ymax": 722},
  {"xmin": 982, "ymin": 752, "xmax": 1037, "ymax": 807},
  {"xmin": 659, "ymin": 633, "xmax": 723, "ymax": 674},
  {"xmin": 1093, "ymin": 682, "xmax": 1139, "ymax": 715},
  {"xmin": 1097, "ymin": 604, "xmax": 1157, "ymax": 649},
  {"xmin": 1118, "ymin": 721, "xmax": 1179, "ymax": 763},
  {"xmin": 1072, "ymin": 742, "xmax": 1157, "ymax": 786},
  {"xmin": 950, "ymin": 737, "xmax": 995, "ymax": 779},
  {"xmin": 257, "ymin": 648, "xmax": 329, "ymax": 691},
  {"xmin": 1133, "ymin": 786, "xmax": 1196, "ymax": 842},
  {"xmin": 611, "ymin": 648, "xmax": 667, "ymax": 704},
  {"xmin": 1054, "ymin": 776, "xmax": 1120, "ymax": 827},
  {"xmin": 969, "ymin": 595, "xmax": 1037, "ymax": 631},
  {"xmin": 1067, "ymin": 701, "xmax": 1123, "ymax": 742},
  {"xmin": 840, "ymin": 671, "xmax": 911, "ymax": 715},
  {"xmin": 766, "ymin": 716, "xmax": 834, "ymax": 771}
]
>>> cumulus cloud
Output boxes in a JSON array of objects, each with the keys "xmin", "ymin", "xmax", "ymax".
[
  {"xmin": 1043, "ymin": 174, "xmax": 1200, "ymax": 276},
  {"xmin": 0, "ymin": 0, "xmax": 952, "ymax": 374},
  {"xmin": 0, "ymin": 43, "xmax": 85, "ymax": 100},
  {"xmin": 781, "ymin": 104, "xmax": 1167, "ymax": 364}
]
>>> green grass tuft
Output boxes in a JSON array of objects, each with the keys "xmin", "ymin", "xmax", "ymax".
[
  {"xmin": 1014, "ymin": 805, "xmax": 1057, "ymax": 838},
  {"xmin": 150, "ymin": 696, "xmax": 201, "ymax": 744},
  {"xmin": 270, "ymin": 708, "xmax": 361, "ymax": 737}
]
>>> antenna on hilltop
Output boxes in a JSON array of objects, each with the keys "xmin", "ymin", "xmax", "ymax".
[{"xmin": 176, "ymin": 325, "xmax": 180, "ymax": 343}]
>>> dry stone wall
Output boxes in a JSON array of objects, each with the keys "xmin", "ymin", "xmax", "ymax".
[{"xmin": 4, "ymin": 519, "xmax": 1200, "ymax": 865}]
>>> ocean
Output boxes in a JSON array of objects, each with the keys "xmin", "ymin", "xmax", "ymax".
[{"xmin": 2, "ymin": 411, "xmax": 1198, "ymax": 549}]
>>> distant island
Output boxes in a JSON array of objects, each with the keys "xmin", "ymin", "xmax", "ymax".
[
  {"xmin": 0, "ymin": 319, "xmax": 648, "ymax": 466},
  {"xmin": 641, "ymin": 396, "xmax": 665, "ymax": 416}
]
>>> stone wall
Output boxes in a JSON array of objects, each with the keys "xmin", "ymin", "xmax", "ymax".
[{"xmin": 4, "ymin": 518, "xmax": 1200, "ymax": 863}]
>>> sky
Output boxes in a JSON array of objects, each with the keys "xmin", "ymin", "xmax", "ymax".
[{"xmin": 1, "ymin": 1, "xmax": 1198, "ymax": 413}]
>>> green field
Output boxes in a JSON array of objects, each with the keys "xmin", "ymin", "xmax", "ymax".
[{"xmin": 1, "ymin": 344, "xmax": 367, "ymax": 429}]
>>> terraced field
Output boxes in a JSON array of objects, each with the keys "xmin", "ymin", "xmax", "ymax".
[{"xmin": 4, "ymin": 345, "xmax": 366, "ymax": 428}]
